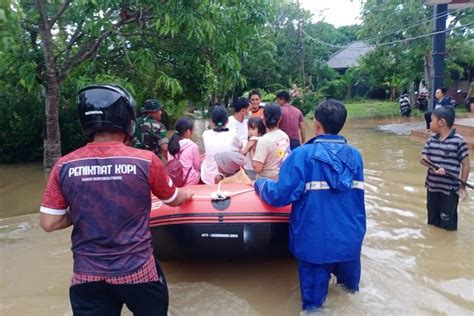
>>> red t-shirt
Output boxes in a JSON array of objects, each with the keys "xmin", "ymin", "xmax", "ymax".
[
  {"xmin": 40, "ymin": 141, "xmax": 177, "ymax": 276},
  {"xmin": 279, "ymin": 103, "xmax": 304, "ymax": 140}
]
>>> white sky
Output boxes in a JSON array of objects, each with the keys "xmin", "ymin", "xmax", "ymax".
[{"xmin": 299, "ymin": 0, "xmax": 363, "ymax": 27}]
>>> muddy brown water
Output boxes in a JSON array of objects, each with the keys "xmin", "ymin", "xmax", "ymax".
[{"xmin": 1, "ymin": 119, "xmax": 473, "ymax": 315}]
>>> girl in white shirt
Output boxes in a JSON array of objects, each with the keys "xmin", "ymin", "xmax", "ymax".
[{"xmin": 201, "ymin": 106, "xmax": 242, "ymax": 184}]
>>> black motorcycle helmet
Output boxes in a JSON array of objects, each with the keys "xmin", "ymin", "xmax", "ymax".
[{"xmin": 77, "ymin": 84, "xmax": 136, "ymax": 139}]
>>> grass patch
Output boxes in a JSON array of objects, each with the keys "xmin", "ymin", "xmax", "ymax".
[
  {"xmin": 345, "ymin": 100, "xmax": 419, "ymax": 119},
  {"xmin": 340, "ymin": 100, "xmax": 469, "ymax": 120}
]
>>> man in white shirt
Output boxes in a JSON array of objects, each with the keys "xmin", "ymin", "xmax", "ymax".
[{"xmin": 227, "ymin": 98, "xmax": 250, "ymax": 146}]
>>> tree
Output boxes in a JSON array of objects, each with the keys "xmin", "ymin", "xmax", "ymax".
[
  {"xmin": 4, "ymin": 0, "xmax": 267, "ymax": 168},
  {"xmin": 358, "ymin": 0, "xmax": 473, "ymax": 98},
  {"xmin": 241, "ymin": 0, "xmax": 360, "ymax": 94}
]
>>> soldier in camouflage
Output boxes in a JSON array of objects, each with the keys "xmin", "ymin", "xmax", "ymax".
[{"xmin": 132, "ymin": 99, "xmax": 169, "ymax": 159}]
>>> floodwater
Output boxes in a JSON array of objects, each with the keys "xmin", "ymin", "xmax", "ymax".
[{"xmin": 1, "ymin": 118, "xmax": 473, "ymax": 315}]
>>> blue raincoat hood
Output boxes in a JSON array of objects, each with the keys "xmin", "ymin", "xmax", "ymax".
[{"xmin": 310, "ymin": 135, "xmax": 359, "ymax": 192}]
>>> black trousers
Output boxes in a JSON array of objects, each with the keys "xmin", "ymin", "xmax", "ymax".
[
  {"xmin": 290, "ymin": 139, "xmax": 301, "ymax": 150},
  {"xmin": 424, "ymin": 111, "xmax": 432, "ymax": 129},
  {"xmin": 426, "ymin": 190, "xmax": 459, "ymax": 231},
  {"xmin": 70, "ymin": 260, "xmax": 168, "ymax": 316}
]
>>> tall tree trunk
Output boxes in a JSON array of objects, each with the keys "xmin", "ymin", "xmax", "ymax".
[
  {"xmin": 43, "ymin": 83, "xmax": 61, "ymax": 169},
  {"xmin": 37, "ymin": 0, "xmax": 62, "ymax": 169}
]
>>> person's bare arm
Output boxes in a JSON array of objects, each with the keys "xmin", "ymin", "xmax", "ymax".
[
  {"xmin": 460, "ymin": 156, "xmax": 470, "ymax": 184},
  {"xmin": 459, "ymin": 156, "xmax": 470, "ymax": 201},
  {"xmin": 420, "ymin": 154, "xmax": 430, "ymax": 167},
  {"xmin": 240, "ymin": 139, "xmax": 257, "ymax": 155},
  {"xmin": 160, "ymin": 143, "xmax": 168, "ymax": 162},
  {"xmin": 420, "ymin": 155, "xmax": 445, "ymax": 175},
  {"xmin": 252, "ymin": 160, "xmax": 264, "ymax": 174},
  {"xmin": 166, "ymin": 189, "xmax": 194, "ymax": 206},
  {"xmin": 40, "ymin": 212, "xmax": 72, "ymax": 232}
]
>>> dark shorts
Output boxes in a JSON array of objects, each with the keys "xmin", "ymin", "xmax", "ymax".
[
  {"xmin": 69, "ymin": 260, "xmax": 168, "ymax": 316},
  {"xmin": 427, "ymin": 190, "xmax": 459, "ymax": 231},
  {"xmin": 290, "ymin": 139, "xmax": 301, "ymax": 150},
  {"xmin": 297, "ymin": 258, "xmax": 361, "ymax": 310},
  {"xmin": 401, "ymin": 108, "xmax": 411, "ymax": 117}
]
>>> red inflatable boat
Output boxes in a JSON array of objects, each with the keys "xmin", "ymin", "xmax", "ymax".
[{"xmin": 149, "ymin": 183, "xmax": 291, "ymax": 260}]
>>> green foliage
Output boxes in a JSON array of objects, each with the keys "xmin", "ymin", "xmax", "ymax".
[
  {"xmin": 358, "ymin": 0, "xmax": 473, "ymax": 97},
  {"xmin": 1, "ymin": 0, "xmax": 473, "ymax": 163},
  {"xmin": 291, "ymin": 92, "xmax": 321, "ymax": 116},
  {"xmin": 155, "ymin": 73, "xmax": 184, "ymax": 98},
  {"xmin": 318, "ymin": 81, "xmax": 346, "ymax": 100},
  {"xmin": 161, "ymin": 99, "xmax": 189, "ymax": 128},
  {"xmin": 1, "ymin": 0, "xmax": 269, "ymax": 162},
  {"xmin": 0, "ymin": 57, "xmax": 44, "ymax": 162},
  {"xmin": 241, "ymin": 0, "xmax": 360, "ymax": 100},
  {"xmin": 59, "ymin": 99, "xmax": 88, "ymax": 155}
]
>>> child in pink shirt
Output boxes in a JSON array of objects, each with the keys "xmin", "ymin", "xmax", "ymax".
[{"xmin": 167, "ymin": 118, "xmax": 201, "ymax": 185}]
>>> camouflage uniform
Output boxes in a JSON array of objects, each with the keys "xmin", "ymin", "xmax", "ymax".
[{"xmin": 132, "ymin": 114, "xmax": 169, "ymax": 157}]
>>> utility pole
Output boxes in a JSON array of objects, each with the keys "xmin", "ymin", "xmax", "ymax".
[
  {"xmin": 430, "ymin": 4, "xmax": 448, "ymax": 109},
  {"xmin": 296, "ymin": 0, "xmax": 306, "ymax": 90}
]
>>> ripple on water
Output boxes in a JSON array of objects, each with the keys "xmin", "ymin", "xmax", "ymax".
[
  {"xmin": 363, "ymin": 247, "xmax": 417, "ymax": 269},
  {"xmin": 0, "ymin": 218, "xmax": 35, "ymax": 241},
  {"xmin": 168, "ymin": 282, "xmax": 257, "ymax": 316},
  {"xmin": 367, "ymin": 228, "xmax": 423, "ymax": 242},
  {"xmin": 436, "ymin": 278, "xmax": 474, "ymax": 302}
]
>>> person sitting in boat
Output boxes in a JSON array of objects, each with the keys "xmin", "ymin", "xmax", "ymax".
[
  {"xmin": 167, "ymin": 117, "xmax": 201, "ymax": 186},
  {"xmin": 227, "ymin": 98, "xmax": 250, "ymax": 147},
  {"xmin": 211, "ymin": 117, "xmax": 267, "ymax": 184},
  {"xmin": 238, "ymin": 116, "xmax": 266, "ymax": 179},
  {"xmin": 252, "ymin": 103, "xmax": 290, "ymax": 180},
  {"xmin": 201, "ymin": 106, "xmax": 242, "ymax": 184}
]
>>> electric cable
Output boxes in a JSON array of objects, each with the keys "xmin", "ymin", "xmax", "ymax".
[{"xmin": 302, "ymin": 21, "xmax": 474, "ymax": 50}]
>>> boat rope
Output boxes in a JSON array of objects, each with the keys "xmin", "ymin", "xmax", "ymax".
[{"xmin": 192, "ymin": 188, "xmax": 255, "ymax": 200}]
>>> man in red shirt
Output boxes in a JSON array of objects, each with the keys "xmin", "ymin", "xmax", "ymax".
[
  {"xmin": 276, "ymin": 91, "xmax": 306, "ymax": 150},
  {"xmin": 40, "ymin": 84, "xmax": 193, "ymax": 316}
]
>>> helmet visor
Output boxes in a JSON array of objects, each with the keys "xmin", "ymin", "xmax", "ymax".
[
  {"xmin": 78, "ymin": 87, "xmax": 127, "ymax": 110},
  {"xmin": 77, "ymin": 85, "xmax": 136, "ymax": 138}
]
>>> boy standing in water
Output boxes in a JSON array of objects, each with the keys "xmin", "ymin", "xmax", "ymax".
[
  {"xmin": 39, "ymin": 84, "xmax": 192, "ymax": 315},
  {"xmin": 420, "ymin": 107, "xmax": 470, "ymax": 231},
  {"xmin": 254, "ymin": 99, "xmax": 366, "ymax": 311}
]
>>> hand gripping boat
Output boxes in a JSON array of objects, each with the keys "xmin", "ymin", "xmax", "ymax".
[{"xmin": 149, "ymin": 183, "xmax": 291, "ymax": 260}]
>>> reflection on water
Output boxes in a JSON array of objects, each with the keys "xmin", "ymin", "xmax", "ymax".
[
  {"xmin": 0, "ymin": 163, "xmax": 47, "ymax": 218},
  {"xmin": 1, "ymin": 119, "xmax": 473, "ymax": 315}
]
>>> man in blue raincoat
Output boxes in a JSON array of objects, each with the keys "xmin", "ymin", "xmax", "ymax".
[{"xmin": 254, "ymin": 99, "xmax": 366, "ymax": 311}]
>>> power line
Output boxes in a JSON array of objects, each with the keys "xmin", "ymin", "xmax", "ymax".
[
  {"xmin": 304, "ymin": 6, "xmax": 469, "ymax": 50},
  {"xmin": 359, "ymin": 6, "xmax": 466, "ymax": 43},
  {"xmin": 302, "ymin": 21, "xmax": 474, "ymax": 50}
]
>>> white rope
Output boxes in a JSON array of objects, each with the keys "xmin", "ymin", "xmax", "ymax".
[{"xmin": 192, "ymin": 187, "xmax": 255, "ymax": 200}]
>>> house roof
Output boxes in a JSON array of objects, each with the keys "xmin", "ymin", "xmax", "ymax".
[{"xmin": 327, "ymin": 41, "xmax": 374, "ymax": 70}]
